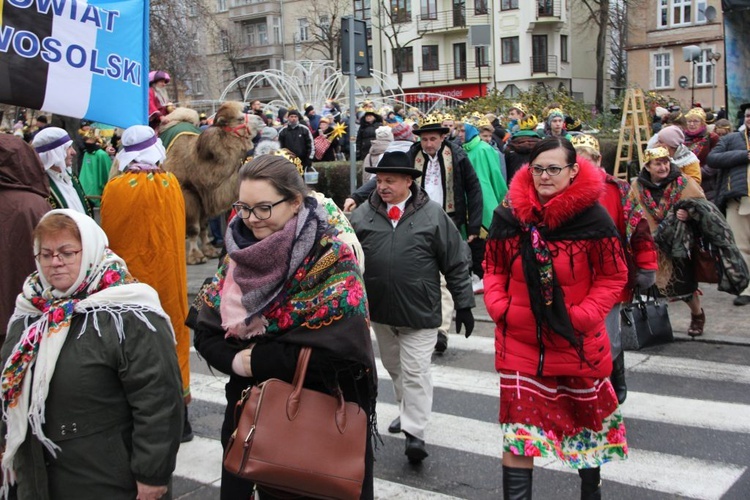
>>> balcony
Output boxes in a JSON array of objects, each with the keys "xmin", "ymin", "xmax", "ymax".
[
  {"xmin": 530, "ymin": 55, "xmax": 558, "ymax": 76},
  {"xmin": 416, "ymin": 8, "xmax": 489, "ymax": 34},
  {"xmin": 528, "ymin": 0, "xmax": 563, "ymax": 31},
  {"xmin": 236, "ymin": 44, "xmax": 284, "ymax": 60},
  {"xmin": 418, "ymin": 62, "xmax": 490, "ymax": 85},
  {"xmin": 228, "ymin": 0, "xmax": 280, "ymax": 21}
]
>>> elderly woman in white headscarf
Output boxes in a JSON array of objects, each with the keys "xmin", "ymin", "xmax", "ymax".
[
  {"xmin": 99, "ymin": 126, "xmax": 193, "ymax": 442},
  {"xmin": 0, "ymin": 209, "xmax": 183, "ymax": 500},
  {"xmin": 31, "ymin": 127, "xmax": 93, "ymax": 217}
]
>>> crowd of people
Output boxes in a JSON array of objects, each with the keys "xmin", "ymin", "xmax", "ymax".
[{"xmin": 1, "ymin": 91, "xmax": 749, "ymax": 500}]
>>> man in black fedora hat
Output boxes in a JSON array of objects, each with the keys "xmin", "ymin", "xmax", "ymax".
[
  {"xmin": 345, "ymin": 114, "xmax": 482, "ymax": 353},
  {"xmin": 350, "ymin": 151, "xmax": 475, "ymax": 464}
]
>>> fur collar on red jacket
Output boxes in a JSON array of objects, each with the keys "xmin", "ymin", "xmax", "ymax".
[{"xmin": 507, "ymin": 155, "xmax": 604, "ymax": 231}]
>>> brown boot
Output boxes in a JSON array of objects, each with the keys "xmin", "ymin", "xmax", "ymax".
[{"xmin": 688, "ymin": 309, "xmax": 705, "ymax": 337}]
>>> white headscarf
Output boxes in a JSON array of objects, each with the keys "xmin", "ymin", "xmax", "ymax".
[
  {"xmin": 115, "ymin": 125, "xmax": 167, "ymax": 170},
  {"xmin": 31, "ymin": 127, "xmax": 73, "ymax": 172}
]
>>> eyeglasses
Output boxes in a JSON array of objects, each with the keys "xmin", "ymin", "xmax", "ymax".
[
  {"xmin": 529, "ymin": 164, "xmax": 574, "ymax": 176},
  {"xmin": 35, "ymin": 249, "xmax": 82, "ymax": 265},
  {"xmin": 232, "ymin": 198, "xmax": 289, "ymax": 221}
]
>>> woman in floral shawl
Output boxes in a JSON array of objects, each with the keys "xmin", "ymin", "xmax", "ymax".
[
  {"xmin": 191, "ymin": 155, "xmax": 377, "ymax": 500},
  {"xmin": 630, "ymin": 147, "xmax": 707, "ymax": 336},
  {"xmin": 0, "ymin": 209, "xmax": 183, "ymax": 500}
]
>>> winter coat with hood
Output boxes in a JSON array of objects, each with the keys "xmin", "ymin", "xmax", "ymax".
[
  {"xmin": 484, "ymin": 157, "xmax": 627, "ymax": 379},
  {"xmin": 0, "ymin": 135, "xmax": 51, "ymax": 339},
  {"xmin": 350, "ymin": 183, "xmax": 474, "ymax": 329},
  {"xmin": 706, "ymin": 130, "xmax": 750, "ymax": 210},
  {"xmin": 356, "ymin": 114, "xmax": 382, "ymax": 160}
]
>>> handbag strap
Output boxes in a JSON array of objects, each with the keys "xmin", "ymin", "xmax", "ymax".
[{"xmin": 287, "ymin": 347, "xmax": 312, "ymax": 420}]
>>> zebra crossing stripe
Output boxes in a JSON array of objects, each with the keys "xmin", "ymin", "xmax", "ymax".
[{"xmin": 175, "ymin": 435, "xmax": 469, "ymax": 499}]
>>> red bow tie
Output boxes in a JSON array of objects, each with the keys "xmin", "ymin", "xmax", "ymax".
[{"xmin": 388, "ymin": 206, "xmax": 402, "ymax": 222}]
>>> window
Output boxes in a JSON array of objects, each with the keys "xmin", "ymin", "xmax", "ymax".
[
  {"xmin": 672, "ymin": 0, "xmax": 691, "ymax": 26},
  {"xmin": 560, "ymin": 35, "xmax": 568, "ymax": 63},
  {"xmin": 696, "ymin": 0, "xmax": 708, "ymax": 23},
  {"xmin": 421, "ymin": 0, "xmax": 437, "ymax": 20},
  {"xmin": 188, "ymin": 3, "xmax": 197, "ymax": 16},
  {"xmin": 501, "ymin": 0, "xmax": 518, "ymax": 10},
  {"xmin": 657, "ymin": 0, "xmax": 668, "ymax": 27},
  {"xmin": 217, "ymin": 0, "xmax": 227, "ymax": 12},
  {"xmin": 258, "ymin": 23, "xmax": 268, "ymax": 45},
  {"xmin": 243, "ymin": 22, "xmax": 256, "ymax": 46},
  {"xmin": 392, "ymin": 47, "xmax": 414, "ymax": 73},
  {"xmin": 654, "ymin": 52, "xmax": 672, "ymax": 89},
  {"xmin": 320, "ymin": 15, "xmax": 330, "ymax": 35},
  {"xmin": 532, "ymin": 35, "xmax": 548, "ymax": 73},
  {"xmin": 695, "ymin": 48, "xmax": 714, "ymax": 85},
  {"xmin": 298, "ymin": 18, "xmax": 309, "ymax": 42},
  {"xmin": 367, "ymin": 45, "xmax": 373, "ymax": 73},
  {"xmin": 391, "ymin": 0, "xmax": 412, "ymax": 23},
  {"xmin": 501, "ymin": 37, "xmax": 519, "ymax": 64},
  {"xmin": 475, "ymin": 46, "xmax": 489, "ymax": 67},
  {"xmin": 422, "ymin": 45, "xmax": 439, "ymax": 70},
  {"xmin": 454, "ymin": 43, "xmax": 467, "ymax": 79},
  {"xmin": 193, "ymin": 74, "xmax": 203, "ymax": 95},
  {"xmin": 273, "ymin": 17, "xmax": 281, "ymax": 44},
  {"xmin": 475, "ymin": 0, "xmax": 488, "ymax": 15},
  {"xmin": 503, "ymin": 84, "xmax": 521, "ymax": 98},
  {"xmin": 354, "ymin": 0, "xmax": 372, "ymax": 39},
  {"xmin": 219, "ymin": 30, "xmax": 229, "ymax": 53}
]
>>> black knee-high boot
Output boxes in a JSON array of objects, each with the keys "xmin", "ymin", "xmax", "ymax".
[
  {"xmin": 610, "ymin": 351, "xmax": 627, "ymax": 404},
  {"xmin": 578, "ymin": 467, "xmax": 601, "ymax": 500},
  {"xmin": 502, "ymin": 466, "xmax": 533, "ymax": 500}
]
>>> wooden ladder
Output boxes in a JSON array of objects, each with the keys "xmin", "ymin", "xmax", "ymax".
[{"xmin": 613, "ymin": 89, "xmax": 652, "ymax": 180}]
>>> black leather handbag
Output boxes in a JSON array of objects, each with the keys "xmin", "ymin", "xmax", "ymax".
[{"xmin": 621, "ymin": 287, "xmax": 674, "ymax": 350}]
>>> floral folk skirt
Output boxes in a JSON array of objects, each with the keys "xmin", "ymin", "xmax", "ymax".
[{"xmin": 499, "ymin": 370, "xmax": 628, "ymax": 469}]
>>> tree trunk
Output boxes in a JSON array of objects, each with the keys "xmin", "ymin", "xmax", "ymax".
[{"xmin": 595, "ymin": 0, "xmax": 609, "ymax": 113}]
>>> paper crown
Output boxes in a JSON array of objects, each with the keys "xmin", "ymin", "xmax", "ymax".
[
  {"xmin": 462, "ymin": 112, "xmax": 491, "ymax": 129},
  {"xmin": 685, "ymin": 107, "xmax": 706, "ymax": 122},
  {"xmin": 509, "ymin": 103, "xmax": 528, "ymax": 116},
  {"xmin": 570, "ymin": 134, "xmax": 600, "ymax": 153},
  {"xmin": 518, "ymin": 114, "xmax": 539, "ymax": 131},
  {"xmin": 273, "ymin": 148, "xmax": 304, "ymax": 176},
  {"xmin": 643, "ymin": 147, "xmax": 670, "ymax": 164},
  {"xmin": 419, "ymin": 113, "xmax": 445, "ymax": 127}
]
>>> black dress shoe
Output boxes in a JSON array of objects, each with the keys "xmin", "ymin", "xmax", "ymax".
[
  {"xmin": 388, "ymin": 416, "xmax": 401, "ymax": 434},
  {"xmin": 434, "ymin": 330, "xmax": 448, "ymax": 354},
  {"xmin": 404, "ymin": 432, "xmax": 428, "ymax": 463},
  {"xmin": 734, "ymin": 295, "xmax": 750, "ymax": 306}
]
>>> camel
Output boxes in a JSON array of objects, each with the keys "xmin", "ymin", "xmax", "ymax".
[{"xmin": 162, "ymin": 101, "xmax": 265, "ymax": 264}]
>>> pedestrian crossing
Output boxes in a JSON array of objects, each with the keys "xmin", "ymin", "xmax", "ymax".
[{"xmin": 176, "ymin": 335, "xmax": 750, "ymax": 499}]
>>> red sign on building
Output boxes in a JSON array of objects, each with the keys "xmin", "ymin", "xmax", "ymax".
[{"xmin": 403, "ymin": 83, "xmax": 488, "ymax": 102}]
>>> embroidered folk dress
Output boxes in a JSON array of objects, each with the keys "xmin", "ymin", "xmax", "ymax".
[{"xmin": 484, "ymin": 158, "xmax": 629, "ymax": 469}]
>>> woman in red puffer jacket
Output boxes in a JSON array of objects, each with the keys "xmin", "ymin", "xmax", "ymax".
[{"xmin": 484, "ymin": 137, "xmax": 628, "ymax": 500}]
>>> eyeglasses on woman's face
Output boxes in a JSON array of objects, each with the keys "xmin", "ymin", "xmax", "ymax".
[
  {"xmin": 529, "ymin": 164, "xmax": 574, "ymax": 177},
  {"xmin": 232, "ymin": 198, "xmax": 289, "ymax": 221},
  {"xmin": 35, "ymin": 249, "xmax": 82, "ymax": 266}
]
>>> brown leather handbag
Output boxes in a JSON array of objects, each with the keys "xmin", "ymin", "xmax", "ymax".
[
  {"xmin": 693, "ymin": 241, "xmax": 720, "ymax": 284},
  {"xmin": 223, "ymin": 347, "xmax": 367, "ymax": 500}
]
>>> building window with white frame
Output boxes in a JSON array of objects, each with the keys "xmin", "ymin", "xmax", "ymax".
[
  {"xmin": 657, "ymin": 0, "xmax": 668, "ymax": 28},
  {"xmin": 560, "ymin": 35, "xmax": 568, "ymax": 63},
  {"xmin": 258, "ymin": 23, "xmax": 268, "ymax": 45},
  {"xmin": 217, "ymin": 0, "xmax": 227, "ymax": 12},
  {"xmin": 273, "ymin": 17, "xmax": 281, "ymax": 44},
  {"xmin": 501, "ymin": 0, "xmax": 519, "ymax": 10},
  {"xmin": 193, "ymin": 74, "xmax": 203, "ymax": 95},
  {"xmin": 298, "ymin": 18, "xmax": 309, "ymax": 42},
  {"xmin": 219, "ymin": 30, "xmax": 229, "ymax": 53},
  {"xmin": 672, "ymin": 0, "xmax": 691, "ymax": 26},
  {"xmin": 695, "ymin": 0, "xmax": 708, "ymax": 23},
  {"xmin": 654, "ymin": 52, "xmax": 672, "ymax": 89},
  {"xmin": 695, "ymin": 48, "xmax": 714, "ymax": 85}
]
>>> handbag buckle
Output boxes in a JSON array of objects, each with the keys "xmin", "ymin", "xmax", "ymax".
[{"xmin": 244, "ymin": 425, "xmax": 256, "ymax": 444}]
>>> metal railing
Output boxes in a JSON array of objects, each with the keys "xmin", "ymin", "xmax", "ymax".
[
  {"xmin": 416, "ymin": 8, "xmax": 489, "ymax": 33},
  {"xmin": 418, "ymin": 61, "xmax": 490, "ymax": 84},
  {"xmin": 530, "ymin": 55, "xmax": 558, "ymax": 75}
]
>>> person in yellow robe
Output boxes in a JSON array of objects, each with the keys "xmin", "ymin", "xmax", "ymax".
[{"xmin": 100, "ymin": 125, "xmax": 193, "ymax": 442}]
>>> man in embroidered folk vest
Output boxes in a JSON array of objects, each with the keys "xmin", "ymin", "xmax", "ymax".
[
  {"xmin": 344, "ymin": 115, "xmax": 483, "ymax": 353},
  {"xmin": 350, "ymin": 151, "xmax": 475, "ymax": 464}
]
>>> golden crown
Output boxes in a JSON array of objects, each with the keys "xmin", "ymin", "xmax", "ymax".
[
  {"xmin": 570, "ymin": 134, "xmax": 600, "ymax": 153},
  {"xmin": 643, "ymin": 147, "xmax": 670, "ymax": 164},
  {"xmin": 685, "ymin": 107, "xmax": 706, "ymax": 122},
  {"xmin": 509, "ymin": 103, "xmax": 528, "ymax": 116},
  {"xmin": 518, "ymin": 114, "xmax": 539, "ymax": 131},
  {"xmin": 419, "ymin": 113, "xmax": 444, "ymax": 127},
  {"xmin": 273, "ymin": 148, "xmax": 304, "ymax": 176}
]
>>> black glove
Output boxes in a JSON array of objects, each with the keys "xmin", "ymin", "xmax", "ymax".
[
  {"xmin": 455, "ymin": 308, "xmax": 475, "ymax": 338},
  {"xmin": 635, "ymin": 269, "xmax": 656, "ymax": 290}
]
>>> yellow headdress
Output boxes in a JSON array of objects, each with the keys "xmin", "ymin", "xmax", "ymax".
[
  {"xmin": 570, "ymin": 134, "xmax": 600, "ymax": 153},
  {"xmin": 273, "ymin": 148, "xmax": 304, "ymax": 176},
  {"xmin": 518, "ymin": 114, "xmax": 538, "ymax": 131},
  {"xmin": 643, "ymin": 147, "xmax": 670, "ymax": 165},
  {"xmin": 509, "ymin": 103, "xmax": 528, "ymax": 116},
  {"xmin": 685, "ymin": 107, "xmax": 707, "ymax": 122}
]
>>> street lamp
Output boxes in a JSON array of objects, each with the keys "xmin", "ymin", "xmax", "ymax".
[
  {"xmin": 710, "ymin": 51, "xmax": 722, "ymax": 112},
  {"xmin": 683, "ymin": 45, "xmax": 701, "ymax": 107}
]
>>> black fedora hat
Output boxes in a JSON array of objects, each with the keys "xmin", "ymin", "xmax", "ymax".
[
  {"xmin": 413, "ymin": 122, "xmax": 449, "ymax": 135},
  {"xmin": 364, "ymin": 151, "xmax": 423, "ymax": 178}
]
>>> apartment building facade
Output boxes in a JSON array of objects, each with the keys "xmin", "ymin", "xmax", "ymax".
[{"xmin": 626, "ymin": 0, "xmax": 725, "ymax": 112}]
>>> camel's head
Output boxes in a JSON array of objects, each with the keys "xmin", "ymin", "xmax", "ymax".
[
  {"xmin": 245, "ymin": 114, "xmax": 265, "ymax": 138},
  {"xmin": 213, "ymin": 101, "xmax": 248, "ymax": 138}
]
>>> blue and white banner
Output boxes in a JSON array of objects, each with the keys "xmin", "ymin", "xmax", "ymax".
[{"xmin": 0, "ymin": 0, "xmax": 149, "ymax": 128}]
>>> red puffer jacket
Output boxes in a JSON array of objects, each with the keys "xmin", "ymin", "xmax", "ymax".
[{"xmin": 483, "ymin": 158, "xmax": 627, "ymax": 379}]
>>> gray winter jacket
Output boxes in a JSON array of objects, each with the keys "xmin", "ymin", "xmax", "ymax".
[
  {"xmin": 706, "ymin": 131, "xmax": 750, "ymax": 210},
  {"xmin": 350, "ymin": 184, "xmax": 474, "ymax": 328}
]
